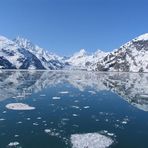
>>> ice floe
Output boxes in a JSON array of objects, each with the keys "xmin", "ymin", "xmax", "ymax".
[
  {"xmin": 59, "ymin": 91, "xmax": 69, "ymax": 94},
  {"xmin": 72, "ymin": 114, "xmax": 78, "ymax": 117},
  {"xmin": 44, "ymin": 129, "xmax": 60, "ymax": 137},
  {"xmin": 83, "ymin": 106, "xmax": 90, "ymax": 109},
  {"xmin": 0, "ymin": 118, "xmax": 5, "ymax": 121},
  {"xmin": 33, "ymin": 122, "xmax": 39, "ymax": 126},
  {"xmin": 14, "ymin": 135, "xmax": 19, "ymax": 138},
  {"xmin": 71, "ymin": 105, "xmax": 80, "ymax": 109},
  {"xmin": 6, "ymin": 103, "xmax": 35, "ymax": 110},
  {"xmin": 71, "ymin": 133, "xmax": 113, "ymax": 148},
  {"xmin": 52, "ymin": 96, "xmax": 61, "ymax": 100},
  {"xmin": 8, "ymin": 141, "xmax": 20, "ymax": 147}
]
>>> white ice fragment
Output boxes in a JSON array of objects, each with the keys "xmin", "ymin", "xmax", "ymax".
[
  {"xmin": 8, "ymin": 141, "xmax": 19, "ymax": 147},
  {"xmin": 6, "ymin": 103, "xmax": 35, "ymax": 111},
  {"xmin": 88, "ymin": 91, "xmax": 96, "ymax": 94},
  {"xmin": 122, "ymin": 121, "xmax": 127, "ymax": 124},
  {"xmin": 0, "ymin": 118, "xmax": 5, "ymax": 121},
  {"xmin": 107, "ymin": 133, "xmax": 114, "ymax": 136},
  {"xmin": 52, "ymin": 96, "xmax": 61, "ymax": 100},
  {"xmin": 44, "ymin": 129, "xmax": 51, "ymax": 133},
  {"xmin": 71, "ymin": 133, "xmax": 113, "ymax": 148},
  {"xmin": 84, "ymin": 106, "xmax": 90, "ymax": 109},
  {"xmin": 14, "ymin": 135, "xmax": 19, "ymax": 137},
  {"xmin": 73, "ymin": 114, "xmax": 78, "ymax": 117},
  {"xmin": 71, "ymin": 106, "xmax": 80, "ymax": 109},
  {"xmin": 59, "ymin": 91, "xmax": 69, "ymax": 94},
  {"xmin": 33, "ymin": 122, "xmax": 39, "ymax": 126}
]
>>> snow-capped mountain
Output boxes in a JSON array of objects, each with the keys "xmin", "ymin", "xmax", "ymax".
[
  {"xmin": 96, "ymin": 33, "xmax": 148, "ymax": 72},
  {"xmin": 14, "ymin": 37, "xmax": 65, "ymax": 69},
  {"xmin": 0, "ymin": 36, "xmax": 64, "ymax": 69},
  {"xmin": 1, "ymin": 33, "xmax": 148, "ymax": 71},
  {"xmin": 66, "ymin": 49, "xmax": 108, "ymax": 70}
]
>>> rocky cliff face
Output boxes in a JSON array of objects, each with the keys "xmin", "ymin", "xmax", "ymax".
[{"xmin": 96, "ymin": 33, "xmax": 148, "ymax": 72}]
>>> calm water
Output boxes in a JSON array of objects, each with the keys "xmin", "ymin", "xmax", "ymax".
[{"xmin": 0, "ymin": 70, "xmax": 148, "ymax": 148}]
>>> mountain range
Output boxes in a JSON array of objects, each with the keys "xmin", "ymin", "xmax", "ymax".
[{"xmin": 0, "ymin": 33, "xmax": 148, "ymax": 72}]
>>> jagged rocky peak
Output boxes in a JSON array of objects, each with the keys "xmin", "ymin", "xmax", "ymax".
[
  {"xmin": 0, "ymin": 35, "xmax": 65, "ymax": 70},
  {"xmin": 14, "ymin": 36, "xmax": 35, "ymax": 49},
  {"xmin": 96, "ymin": 33, "xmax": 148, "ymax": 72},
  {"xmin": 73, "ymin": 49, "xmax": 87, "ymax": 57}
]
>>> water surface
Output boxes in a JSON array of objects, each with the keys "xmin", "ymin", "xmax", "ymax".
[{"xmin": 0, "ymin": 70, "xmax": 148, "ymax": 148}]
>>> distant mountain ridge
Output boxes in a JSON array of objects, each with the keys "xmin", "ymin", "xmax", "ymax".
[
  {"xmin": 0, "ymin": 36, "xmax": 65, "ymax": 69},
  {"xmin": 0, "ymin": 33, "xmax": 148, "ymax": 72},
  {"xmin": 96, "ymin": 33, "xmax": 148, "ymax": 72}
]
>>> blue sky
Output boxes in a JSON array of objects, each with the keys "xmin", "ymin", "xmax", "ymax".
[{"xmin": 0, "ymin": 0, "xmax": 148, "ymax": 56}]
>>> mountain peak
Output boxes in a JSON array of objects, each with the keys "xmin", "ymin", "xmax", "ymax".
[
  {"xmin": 14, "ymin": 36, "xmax": 34, "ymax": 49},
  {"xmin": 0, "ymin": 35, "xmax": 8, "ymax": 41},
  {"xmin": 134, "ymin": 33, "xmax": 148, "ymax": 41},
  {"xmin": 0, "ymin": 35, "xmax": 14, "ymax": 45},
  {"xmin": 78, "ymin": 49, "xmax": 87, "ymax": 55}
]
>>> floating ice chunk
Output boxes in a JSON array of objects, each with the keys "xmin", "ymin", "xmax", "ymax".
[
  {"xmin": 121, "ymin": 117, "xmax": 129, "ymax": 125},
  {"xmin": 73, "ymin": 114, "xmax": 78, "ymax": 117},
  {"xmin": 14, "ymin": 135, "xmax": 19, "ymax": 137},
  {"xmin": 62, "ymin": 118, "xmax": 70, "ymax": 121},
  {"xmin": 6, "ymin": 103, "xmax": 35, "ymax": 111},
  {"xmin": 37, "ymin": 117, "xmax": 42, "ymax": 120},
  {"xmin": 3, "ymin": 111, "xmax": 6, "ymax": 114},
  {"xmin": 84, "ymin": 106, "xmax": 90, "ymax": 109},
  {"xmin": 107, "ymin": 133, "xmax": 114, "ymax": 136},
  {"xmin": 0, "ymin": 118, "xmax": 5, "ymax": 121},
  {"xmin": 33, "ymin": 122, "xmax": 39, "ymax": 126},
  {"xmin": 59, "ymin": 91, "xmax": 69, "ymax": 94},
  {"xmin": 44, "ymin": 129, "xmax": 51, "ymax": 133},
  {"xmin": 71, "ymin": 106, "xmax": 80, "ymax": 109},
  {"xmin": 122, "ymin": 121, "xmax": 127, "ymax": 124},
  {"xmin": 8, "ymin": 141, "xmax": 19, "ymax": 147},
  {"xmin": 44, "ymin": 129, "xmax": 60, "ymax": 137},
  {"xmin": 88, "ymin": 91, "xmax": 96, "ymax": 95},
  {"xmin": 71, "ymin": 133, "xmax": 113, "ymax": 148},
  {"xmin": 52, "ymin": 96, "xmax": 61, "ymax": 100}
]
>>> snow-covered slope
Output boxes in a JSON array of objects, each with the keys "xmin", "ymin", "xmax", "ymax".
[
  {"xmin": 0, "ymin": 36, "xmax": 64, "ymax": 69},
  {"xmin": 14, "ymin": 37, "xmax": 65, "ymax": 69},
  {"xmin": 96, "ymin": 33, "xmax": 148, "ymax": 72},
  {"xmin": 66, "ymin": 49, "xmax": 108, "ymax": 70},
  {"xmin": 1, "ymin": 33, "xmax": 148, "ymax": 71}
]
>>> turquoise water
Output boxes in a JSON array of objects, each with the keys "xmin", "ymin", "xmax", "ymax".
[{"xmin": 0, "ymin": 71, "xmax": 148, "ymax": 148}]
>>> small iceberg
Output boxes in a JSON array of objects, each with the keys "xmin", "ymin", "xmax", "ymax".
[
  {"xmin": 52, "ymin": 96, "xmax": 61, "ymax": 100},
  {"xmin": 6, "ymin": 103, "xmax": 35, "ymax": 111},
  {"xmin": 71, "ymin": 133, "xmax": 113, "ymax": 148},
  {"xmin": 8, "ymin": 141, "xmax": 20, "ymax": 147},
  {"xmin": 59, "ymin": 91, "xmax": 69, "ymax": 94}
]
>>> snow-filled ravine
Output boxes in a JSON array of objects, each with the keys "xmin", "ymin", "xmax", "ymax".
[{"xmin": 0, "ymin": 70, "xmax": 148, "ymax": 148}]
